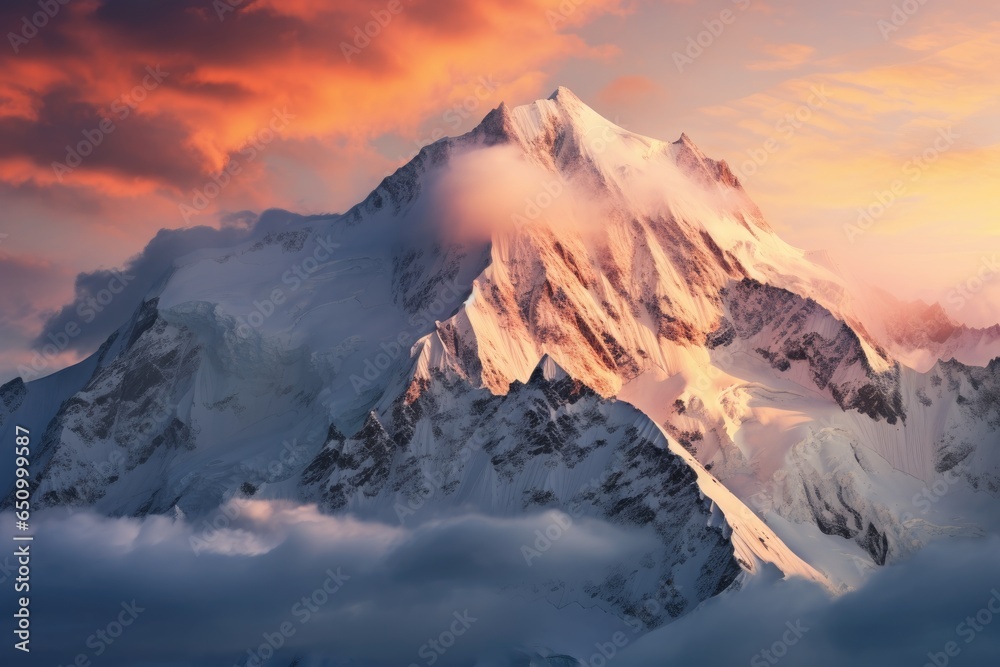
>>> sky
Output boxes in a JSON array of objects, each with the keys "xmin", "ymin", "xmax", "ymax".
[{"xmin": 0, "ymin": 0, "xmax": 998, "ymax": 381}]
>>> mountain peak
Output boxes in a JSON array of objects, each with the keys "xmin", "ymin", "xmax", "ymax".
[
  {"xmin": 675, "ymin": 132, "xmax": 696, "ymax": 146},
  {"xmin": 533, "ymin": 354, "xmax": 571, "ymax": 382},
  {"xmin": 503, "ymin": 86, "xmax": 627, "ymax": 153},
  {"xmin": 468, "ymin": 100, "xmax": 518, "ymax": 145},
  {"xmin": 547, "ymin": 85, "xmax": 584, "ymax": 106}
]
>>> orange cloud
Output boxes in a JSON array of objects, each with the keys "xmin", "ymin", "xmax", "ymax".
[{"xmin": 0, "ymin": 0, "xmax": 628, "ymax": 212}]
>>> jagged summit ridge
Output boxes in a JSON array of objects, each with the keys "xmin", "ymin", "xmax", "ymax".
[{"xmin": 351, "ymin": 86, "xmax": 756, "ymax": 223}]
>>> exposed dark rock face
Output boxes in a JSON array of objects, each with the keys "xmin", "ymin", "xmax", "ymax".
[
  {"xmin": 0, "ymin": 377, "xmax": 26, "ymax": 427},
  {"xmin": 298, "ymin": 363, "xmax": 741, "ymax": 624},
  {"xmin": 710, "ymin": 279, "xmax": 906, "ymax": 424},
  {"xmin": 859, "ymin": 523, "xmax": 890, "ymax": 566}
]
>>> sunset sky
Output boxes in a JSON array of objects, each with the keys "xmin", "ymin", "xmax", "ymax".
[{"xmin": 1, "ymin": 0, "xmax": 998, "ymax": 381}]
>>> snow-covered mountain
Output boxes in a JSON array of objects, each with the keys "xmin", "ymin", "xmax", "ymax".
[
  {"xmin": 3, "ymin": 87, "xmax": 998, "ymax": 622},
  {"xmin": 862, "ymin": 287, "xmax": 1000, "ymax": 371}
]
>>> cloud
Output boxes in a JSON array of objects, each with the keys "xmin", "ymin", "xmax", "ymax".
[
  {"xmin": 0, "ymin": 251, "xmax": 75, "ymax": 380},
  {"xmin": 411, "ymin": 144, "xmax": 591, "ymax": 244},
  {"xmin": 6, "ymin": 504, "xmax": 658, "ymax": 666},
  {"xmin": 28, "ymin": 212, "xmax": 289, "ymax": 361},
  {"xmin": 0, "ymin": 83, "xmax": 206, "ymax": 191},
  {"xmin": 0, "ymin": 0, "xmax": 628, "ymax": 192},
  {"xmin": 618, "ymin": 536, "xmax": 1000, "ymax": 667},
  {"xmin": 8, "ymin": 503, "xmax": 1000, "ymax": 666}
]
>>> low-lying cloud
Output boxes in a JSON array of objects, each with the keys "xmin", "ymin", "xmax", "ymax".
[
  {"xmin": 5, "ymin": 503, "xmax": 655, "ymax": 666},
  {"xmin": 619, "ymin": 536, "xmax": 1000, "ymax": 667},
  {"xmin": 5, "ymin": 504, "xmax": 1000, "ymax": 666}
]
